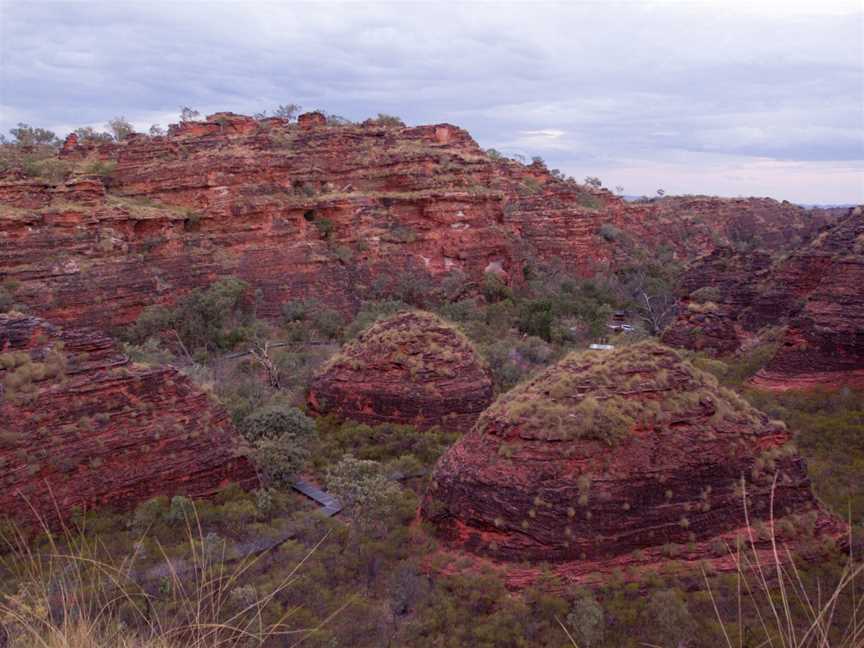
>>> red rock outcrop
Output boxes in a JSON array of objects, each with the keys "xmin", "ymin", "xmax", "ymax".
[
  {"xmin": 0, "ymin": 313, "xmax": 257, "ymax": 527},
  {"xmin": 662, "ymin": 207, "xmax": 864, "ymax": 390},
  {"xmin": 0, "ymin": 112, "xmax": 834, "ymax": 333},
  {"xmin": 307, "ymin": 310, "xmax": 492, "ymax": 431},
  {"xmin": 421, "ymin": 342, "xmax": 844, "ymax": 585},
  {"xmin": 751, "ymin": 207, "xmax": 864, "ymax": 390}
]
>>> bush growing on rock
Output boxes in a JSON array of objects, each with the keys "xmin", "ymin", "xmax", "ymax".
[
  {"xmin": 74, "ymin": 126, "xmax": 113, "ymax": 144},
  {"xmin": 7, "ymin": 123, "xmax": 59, "ymax": 147},
  {"xmin": 367, "ymin": 113, "xmax": 405, "ymax": 127},
  {"xmin": 598, "ymin": 223, "xmax": 622, "ymax": 241},
  {"xmin": 107, "ymin": 116, "xmax": 134, "ymax": 141}
]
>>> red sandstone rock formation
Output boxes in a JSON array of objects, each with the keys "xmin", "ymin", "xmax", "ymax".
[
  {"xmin": 307, "ymin": 311, "xmax": 492, "ymax": 431},
  {"xmin": 0, "ymin": 111, "xmax": 831, "ymax": 333},
  {"xmin": 751, "ymin": 207, "xmax": 864, "ymax": 390},
  {"xmin": 0, "ymin": 313, "xmax": 257, "ymax": 526},
  {"xmin": 662, "ymin": 207, "xmax": 864, "ymax": 390},
  {"xmin": 420, "ymin": 342, "xmax": 844, "ymax": 586}
]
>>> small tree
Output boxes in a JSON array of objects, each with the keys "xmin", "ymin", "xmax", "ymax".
[
  {"xmin": 566, "ymin": 591, "xmax": 605, "ymax": 647},
  {"xmin": 645, "ymin": 589, "xmax": 695, "ymax": 646},
  {"xmin": 179, "ymin": 106, "xmax": 200, "ymax": 122},
  {"xmin": 8, "ymin": 123, "xmax": 58, "ymax": 148},
  {"xmin": 148, "ymin": 124, "xmax": 165, "ymax": 137},
  {"xmin": 656, "ymin": 188, "xmax": 666, "ymax": 197},
  {"xmin": 240, "ymin": 406, "xmax": 316, "ymax": 487},
  {"xmin": 326, "ymin": 455, "xmax": 401, "ymax": 536},
  {"xmin": 273, "ymin": 104, "xmax": 302, "ymax": 121},
  {"xmin": 74, "ymin": 127, "xmax": 113, "ymax": 144},
  {"xmin": 625, "ymin": 268, "xmax": 677, "ymax": 335},
  {"xmin": 584, "ymin": 176, "xmax": 603, "ymax": 188},
  {"xmin": 370, "ymin": 113, "xmax": 404, "ymax": 127},
  {"xmin": 107, "ymin": 116, "xmax": 134, "ymax": 141}
]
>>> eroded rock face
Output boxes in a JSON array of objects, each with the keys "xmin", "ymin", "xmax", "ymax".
[
  {"xmin": 0, "ymin": 314, "xmax": 257, "ymax": 526},
  {"xmin": 307, "ymin": 311, "xmax": 492, "ymax": 431},
  {"xmin": 752, "ymin": 207, "xmax": 864, "ymax": 390},
  {"xmin": 0, "ymin": 112, "xmax": 833, "ymax": 332},
  {"xmin": 662, "ymin": 207, "xmax": 864, "ymax": 390},
  {"xmin": 421, "ymin": 342, "xmax": 843, "ymax": 581}
]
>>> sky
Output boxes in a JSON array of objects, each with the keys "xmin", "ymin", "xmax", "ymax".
[{"xmin": 1, "ymin": 0, "xmax": 862, "ymax": 204}]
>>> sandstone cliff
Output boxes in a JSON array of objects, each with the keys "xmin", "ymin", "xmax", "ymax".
[
  {"xmin": 0, "ymin": 313, "xmax": 257, "ymax": 526},
  {"xmin": 662, "ymin": 207, "xmax": 864, "ymax": 390},
  {"xmin": 308, "ymin": 310, "xmax": 492, "ymax": 431},
  {"xmin": 421, "ymin": 342, "xmax": 844, "ymax": 585},
  {"xmin": 0, "ymin": 112, "xmax": 833, "ymax": 332}
]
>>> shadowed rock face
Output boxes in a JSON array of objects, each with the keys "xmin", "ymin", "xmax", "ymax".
[
  {"xmin": 662, "ymin": 207, "xmax": 864, "ymax": 390},
  {"xmin": 307, "ymin": 311, "xmax": 492, "ymax": 432},
  {"xmin": 421, "ymin": 342, "xmax": 843, "ymax": 570},
  {"xmin": 752, "ymin": 208, "xmax": 864, "ymax": 390},
  {"xmin": 0, "ymin": 314, "xmax": 257, "ymax": 527},
  {"xmin": 0, "ymin": 112, "xmax": 834, "ymax": 332}
]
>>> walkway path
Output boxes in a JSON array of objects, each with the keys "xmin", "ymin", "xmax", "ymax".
[{"xmin": 293, "ymin": 479, "xmax": 343, "ymax": 517}]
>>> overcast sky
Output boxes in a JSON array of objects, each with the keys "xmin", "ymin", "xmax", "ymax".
[{"xmin": 1, "ymin": 0, "xmax": 862, "ymax": 203}]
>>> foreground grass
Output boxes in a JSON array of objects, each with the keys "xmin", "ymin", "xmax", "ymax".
[{"xmin": 0, "ymin": 508, "xmax": 339, "ymax": 648}]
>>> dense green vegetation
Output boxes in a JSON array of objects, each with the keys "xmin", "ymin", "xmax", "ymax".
[
  {"xmin": 3, "ymin": 265, "xmax": 862, "ymax": 647},
  {"xmin": 2, "ymin": 412, "xmax": 859, "ymax": 647}
]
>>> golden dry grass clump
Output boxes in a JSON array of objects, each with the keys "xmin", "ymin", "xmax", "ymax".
[{"xmin": 481, "ymin": 340, "xmax": 765, "ymax": 444}]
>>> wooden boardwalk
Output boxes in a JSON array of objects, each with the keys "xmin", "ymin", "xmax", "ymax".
[{"xmin": 293, "ymin": 479, "xmax": 343, "ymax": 517}]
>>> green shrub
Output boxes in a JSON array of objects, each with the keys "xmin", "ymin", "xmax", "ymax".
[
  {"xmin": 598, "ymin": 223, "xmax": 622, "ymax": 241},
  {"xmin": 127, "ymin": 277, "xmax": 250, "ymax": 353},
  {"xmin": 83, "ymin": 160, "xmax": 117, "ymax": 178},
  {"xmin": 690, "ymin": 285, "xmax": 722, "ymax": 303},
  {"xmin": 314, "ymin": 218, "xmax": 334, "ymax": 239},
  {"xmin": 368, "ymin": 113, "xmax": 405, "ymax": 127},
  {"xmin": 0, "ymin": 287, "xmax": 12, "ymax": 313},
  {"xmin": 240, "ymin": 406, "xmax": 317, "ymax": 487},
  {"xmin": 481, "ymin": 273, "xmax": 512, "ymax": 303},
  {"xmin": 166, "ymin": 495, "xmax": 195, "ymax": 524}
]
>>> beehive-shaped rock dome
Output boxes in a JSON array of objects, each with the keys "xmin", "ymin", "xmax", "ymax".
[
  {"xmin": 421, "ymin": 342, "xmax": 843, "ymax": 572},
  {"xmin": 0, "ymin": 314, "xmax": 257, "ymax": 527},
  {"xmin": 308, "ymin": 311, "xmax": 493, "ymax": 432}
]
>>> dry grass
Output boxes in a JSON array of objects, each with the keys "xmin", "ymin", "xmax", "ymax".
[
  {"xmin": 0, "ymin": 504, "xmax": 343, "ymax": 648},
  {"xmin": 483, "ymin": 341, "xmax": 764, "ymax": 444},
  {"xmin": 700, "ymin": 479, "xmax": 863, "ymax": 648}
]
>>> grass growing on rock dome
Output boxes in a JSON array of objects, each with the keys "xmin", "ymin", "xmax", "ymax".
[{"xmin": 479, "ymin": 341, "xmax": 766, "ymax": 445}]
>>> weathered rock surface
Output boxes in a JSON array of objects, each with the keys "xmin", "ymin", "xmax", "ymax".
[
  {"xmin": 752, "ymin": 207, "xmax": 864, "ymax": 390},
  {"xmin": 662, "ymin": 207, "xmax": 864, "ymax": 390},
  {"xmin": 0, "ymin": 313, "xmax": 257, "ymax": 526},
  {"xmin": 0, "ymin": 112, "xmax": 835, "ymax": 332},
  {"xmin": 421, "ymin": 342, "xmax": 844, "ymax": 584},
  {"xmin": 307, "ymin": 310, "xmax": 492, "ymax": 431}
]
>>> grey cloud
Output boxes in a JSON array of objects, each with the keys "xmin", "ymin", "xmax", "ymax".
[{"xmin": 1, "ymin": 0, "xmax": 861, "ymax": 202}]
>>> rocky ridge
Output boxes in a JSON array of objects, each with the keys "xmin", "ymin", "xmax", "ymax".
[
  {"xmin": 0, "ymin": 313, "xmax": 257, "ymax": 526},
  {"xmin": 0, "ymin": 111, "xmax": 836, "ymax": 332}
]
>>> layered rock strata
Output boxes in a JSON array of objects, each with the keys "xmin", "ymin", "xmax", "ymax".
[
  {"xmin": 662, "ymin": 207, "xmax": 864, "ymax": 390},
  {"xmin": 308, "ymin": 311, "xmax": 493, "ymax": 432},
  {"xmin": 0, "ymin": 313, "xmax": 257, "ymax": 526},
  {"xmin": 0, "ymin": 112, "xmax": 835, "ymax": 332},
  {"xmin": 421, "ymin": 342, "xmax": 844, "ymax": 584}
]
